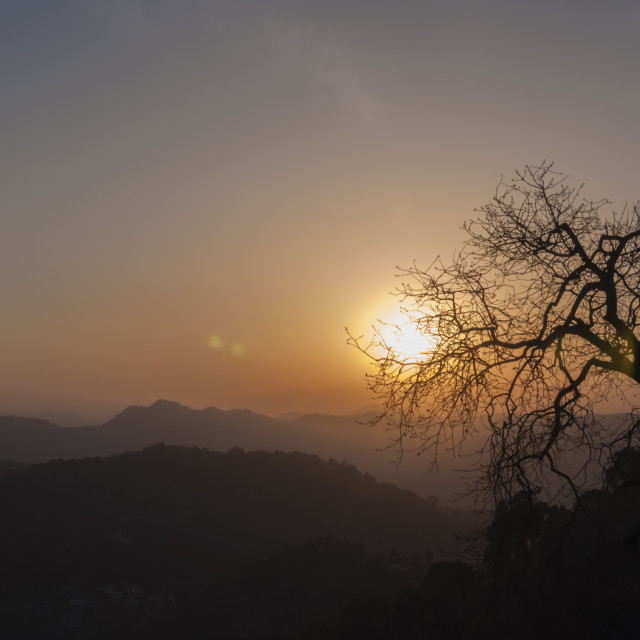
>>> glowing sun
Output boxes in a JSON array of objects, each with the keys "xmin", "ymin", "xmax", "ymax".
[{"xmin": 366, "ymin": 301, "xmax": 437, "ymax": 363}]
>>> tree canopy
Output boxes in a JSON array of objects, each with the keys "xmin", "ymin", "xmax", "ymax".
[{"xmin": 350, "ymin": 163, "xmax": 640, "ymax": 506}]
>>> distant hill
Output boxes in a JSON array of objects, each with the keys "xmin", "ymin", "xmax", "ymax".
[
  {"xmin": 0, "ymin": 400, "xmax": 282, "ymax": 461},
  {"xmin": 0, "ymin": 445, "xmax": 471, "ymax": 578},
  {"xmin": 0, "ymin": 445, "xmax": 478, "ymax": 638},
  {"xmin": 0, "ymin": 399, "xmax": 470, "ymax": 500}
]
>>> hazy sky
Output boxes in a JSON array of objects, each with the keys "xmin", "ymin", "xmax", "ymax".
[{"xmin": 2, "ymin": 0, "xmax": 639, "ymax": 422}]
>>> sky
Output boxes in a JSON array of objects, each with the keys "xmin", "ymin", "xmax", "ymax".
[{"xmin": 2, "ymin": 0, "xmax": 640, "ymax": 423}]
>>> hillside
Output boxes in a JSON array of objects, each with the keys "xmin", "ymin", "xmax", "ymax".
[
  {"xmin": 0, "ymin": 445, "xmax": 470, "ymax": 571},
  {"xmin": 0, "ymin": 445, "xmax": 475, "ymax": 638}
]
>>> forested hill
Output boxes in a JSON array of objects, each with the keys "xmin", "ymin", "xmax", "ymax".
[{"xmin": 0, "ymin": 445, "xmax": 472, "ymax": 578}]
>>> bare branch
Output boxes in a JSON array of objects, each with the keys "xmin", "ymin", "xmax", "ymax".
[{"xmin": 350, "ymin": 162, "xmax": 640, "ymax": 508}]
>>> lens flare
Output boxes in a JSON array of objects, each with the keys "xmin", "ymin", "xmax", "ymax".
[
  {"xmin": 230, "ymin": 342, "xmax": 245, "ymax": 356},
  {"xmin": 208, "ymin": 335, "xmax": 224, "ymax": 350},
  {"xmin": 208, "ymin": 335, "xmax": 246, "ymax": 357}
]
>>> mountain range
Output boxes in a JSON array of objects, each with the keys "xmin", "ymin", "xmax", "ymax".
[{"xmin": 0, "ymin": 399, "xmax": 469, "ymax": 500}]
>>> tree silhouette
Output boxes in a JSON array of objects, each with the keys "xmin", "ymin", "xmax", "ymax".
[{"xmin": 350, "ymin": 163, "xmax": 640, "ymax": 506}]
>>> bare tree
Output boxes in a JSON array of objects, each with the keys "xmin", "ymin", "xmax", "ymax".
[{"xmin": 349, "ymin": 163, "xmax": 640, "ymax": 506}]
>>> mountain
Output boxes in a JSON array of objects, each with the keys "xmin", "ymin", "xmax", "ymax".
[
  {"xmin": 0, "ymin": 399, "xmax": 470, "ymax": 500},
  {"xmin": 0, "ymin": 400, "xmax": 284, "ymax": 460}
]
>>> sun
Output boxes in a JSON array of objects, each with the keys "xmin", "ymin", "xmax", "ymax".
[
  {"xmin": 377, "ymin": 311, "xmax": 436, "ymax": 362},
  {"xmin": 364, "ymin": 300, "xmax": 437, "ymax": 363}
]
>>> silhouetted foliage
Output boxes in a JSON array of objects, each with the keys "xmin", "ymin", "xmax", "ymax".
[
  {"xmin": 287, "ymin": 450, "xmax": 640, "ymax": 640},
  {"xmin": 350, "ymin": 163, "xmax": 640, "ymax": 506},
  {"xmin": 605, "ymin": 445, "xmax": 640, "ymax": 491}
]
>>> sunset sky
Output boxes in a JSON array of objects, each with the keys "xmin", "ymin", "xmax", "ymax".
[{"xmin": 2, "ymin": 1, "xmax": 639, "ymax": 423}]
